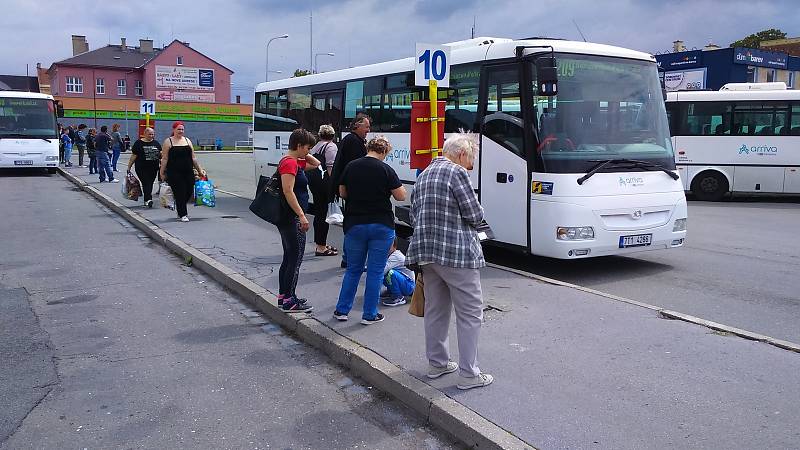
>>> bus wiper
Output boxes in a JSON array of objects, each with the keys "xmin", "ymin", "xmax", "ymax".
[
  {"xmin": 577, "ymin": 159, "xmax": 679, "ymax": 185},
  {"xmin": 624, "ymin": 159, "xmax": 680, "ymax": 180}
]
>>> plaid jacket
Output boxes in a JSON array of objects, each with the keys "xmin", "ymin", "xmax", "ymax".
[{"xmin": 406, "ymin": 157, "xmax": 485, "ymax": 269}]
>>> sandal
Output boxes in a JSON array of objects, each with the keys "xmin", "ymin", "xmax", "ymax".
[
  {"xmin": 326, "ymin": 245, "xmax": 339, "ymax": 253},
  {"xmin": 315, "ymin": 248, "xmax": 338, "ymax": 256}
]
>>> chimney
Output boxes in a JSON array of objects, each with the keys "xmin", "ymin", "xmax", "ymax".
[
  {"xmin": 672, "ymin": 40, "xmax": 687, "ymax": 53},
  {"xmin": 121, "ymin": 37, "xmax": 126, "ymax": 49},
  {"xmin": 139, "ymin": 38, "xmax": 154, "ymax": 53},
  {"xmin": 71, "ymin": 35, "xmax": 88, "ymax": 56},
  {"xmin": 703, "ymin": 42, "xmax": 720, "ymax": 51}
]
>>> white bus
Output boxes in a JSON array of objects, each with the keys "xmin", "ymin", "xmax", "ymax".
[
  {"xmin": 254, "ymin": 37, "xmax": 687, "ymax": 259},
  {"xmin": 666, "ymin": 83, "xmax": 800, "ymax": 200},
  {"xmin": 0, "ymin": 91, "xmax": 60, "ymax": 173}
]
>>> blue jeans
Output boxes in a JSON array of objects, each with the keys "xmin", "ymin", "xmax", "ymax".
[
  {"xmin": 96, "ymin": 151, "xmax": 114, "ymax": 181},
  {"xmin": 384, "ymin": 270, "xmax": 415, "ymax": 297},
  {"xmin": 63, "ymin": 144, "xmax": 73, "ymax": 165},
  {"xmin": 335, "ymin": 223, "xmax": 395, "ymax": 320},
  {"xmin": 111, "ymin": 144, "xmax": 121, "ymax": 171}
]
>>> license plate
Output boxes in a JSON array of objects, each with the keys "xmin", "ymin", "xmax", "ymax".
[
  {"xmin": 14, "ymin": 160, "xmax": 34, "ymax": 166},
  {"xmin": 619, "ymin": 233, "xmax": 652, "ymax": 248}
]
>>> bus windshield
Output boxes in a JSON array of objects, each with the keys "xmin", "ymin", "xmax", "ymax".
[
  {"xmin": 533, "ymin": 54, "xmax": 674, "ymax": 173},
  {"xmin": 0, "ymin": 98, "xmax": 58, "ymax": 139}
]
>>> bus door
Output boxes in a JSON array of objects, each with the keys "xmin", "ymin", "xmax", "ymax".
[
  {"xmin": 478, "ymin": 63, "xmax": 530, "ymax": 249},
  {"xmin": 311, "ymin": 90, "xmax": 343, "ymax": 137}
]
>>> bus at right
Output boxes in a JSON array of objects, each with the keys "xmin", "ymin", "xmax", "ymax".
[{"xmin": 666, "ymin": 82, "xmax": 800, "ymax": 200}]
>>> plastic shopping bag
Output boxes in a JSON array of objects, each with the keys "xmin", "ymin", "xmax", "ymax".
[
  {"xmin": 159, "ymin": 182, "xmax": 175, "ymax": 210},
  {"xmin": 194, "ymin": 178, "xmax": 216, "ymax": 207},
  {"xmin": 325, "ymin": 201, "xmax": 343, "ymax": 225},
  {"xmin": 122, "ymin": 172, "xmax": 142, "ymax": 201}
]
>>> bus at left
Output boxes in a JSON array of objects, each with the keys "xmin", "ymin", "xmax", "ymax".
[{"xmin": 0, "ymin": 92, "xmax": 60, "ymax": 173}]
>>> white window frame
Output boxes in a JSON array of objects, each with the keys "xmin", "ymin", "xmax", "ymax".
[
  {"xmin": 117, "ymin": 79, "xmax": 126, "ymax": 96},
  {"xmin": 66, "ymin": 76, "xmax": 83, "ymax": 93},
  {"xmin": 176, "ymin": 56, "xmax": 183, "ymax": 65},
  {"xmin": 135, "ymin": 80, "xmax": 143, "ymax": 96},
  {"xmin": 95, "ymin": 78, "xmax": 105, "ymax": 95}
]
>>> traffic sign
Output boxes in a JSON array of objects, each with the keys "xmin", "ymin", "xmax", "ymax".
[
  {"xmin": 415, "ymin": 43, "xmax": 451, "ymax": 88},
  {"xmin": 139, "ymin": 100, "xmax": 156, "ymax": 115}
]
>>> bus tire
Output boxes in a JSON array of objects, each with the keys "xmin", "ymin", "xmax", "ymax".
[
  {"xmin": 691, "ymin": 171, "xmax": 728, "ymax": 201},
  {"xmin": 47, "ymin": 168, "xmax": 57, "ymax": 175}
]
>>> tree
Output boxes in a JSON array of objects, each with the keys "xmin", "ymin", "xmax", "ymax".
[
  {"xmin": 293, "ymin": 69, "xmax": 311, "ymax": 77},
  {"xmin": 729, "ymin": 28, "xmax": 787, "ymax": 48}
]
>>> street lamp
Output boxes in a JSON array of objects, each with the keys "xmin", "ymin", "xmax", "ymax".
[
  {"xmin": 314, "ymin": 52, "xmax": 335, "ymax": 74},
  {"xmin": 266, "ymin": 34, "xmax": 289, "ymax": 82}
]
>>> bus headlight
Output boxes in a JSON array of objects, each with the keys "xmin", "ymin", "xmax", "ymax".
[
  {"xmin": 557, "ymin": 226, "xmax": 595, "ymax": 241},
  {"xmin": 673, "ymin": 218, "xmax": 687, "ymax": 232},
  {"xmin": 46, "ymin": 155, "xmax": 59, "ymax": 161}
]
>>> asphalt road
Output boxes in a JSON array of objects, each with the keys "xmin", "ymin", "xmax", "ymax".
[
  {"xmin": 189, "ymin": 152, "xmax": 800, "ymax": 344},
  {"xmin": 0, "ymin": 168, "xmax": 456, "ymax": 449}
]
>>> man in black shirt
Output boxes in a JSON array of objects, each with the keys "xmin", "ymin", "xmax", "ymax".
[{"xmin": 331, "ymin": 114, "xmax": 370, "ymax": 191}]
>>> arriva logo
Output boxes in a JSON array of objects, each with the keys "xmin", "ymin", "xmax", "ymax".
[
  {"xmin": 619, "ymin": 176, "xmax": 645, "ymax": 187},
  {"xmin": 738, "ymin": 144, "xmax": 778, "ymax": 156}
]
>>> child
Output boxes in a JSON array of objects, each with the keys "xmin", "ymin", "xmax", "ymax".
[
  {"xmin": 382, "ymin": 239, "xmax": 415, "ymax": 307},
  {"xmin": 60, "ymin": 128, "xmax": 73, "ymax": 167}
]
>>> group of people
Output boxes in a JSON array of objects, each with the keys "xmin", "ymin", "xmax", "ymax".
[
  {"xmin": 60, "ymin": 121, "xmax": 205, "ymax": 221},
  {"xmin": 59, "ymin": 123, "xmax": 129, "ymax": 173},
  {"xmin": 125, "ymin": 121, "xmax": 206, "ymax": 221},
  {"xmin": 274, "ymin": 115, "xmax": 493, "ymax": 390}
]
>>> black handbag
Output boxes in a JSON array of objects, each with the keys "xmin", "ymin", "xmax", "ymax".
[{"xmin": 250, "ymin": 173, "xmax": 286, "ymax": 225}]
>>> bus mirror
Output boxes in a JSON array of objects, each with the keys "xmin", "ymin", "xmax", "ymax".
[
  {"xmin": 55, "ymin": 100, "xmax": 64, "ymax": 118},
  {"xmin": 658, "ymin": 67, "xmax": 667, "ymax": 101},
  {"xmin": 536, "ymin": 57, "xmax": 558, "ymax": 96}
]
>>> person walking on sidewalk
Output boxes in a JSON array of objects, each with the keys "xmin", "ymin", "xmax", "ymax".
[
  {"xmin": 333, "ymin": 136, "xmax": 406, "ymax": 325},
  {"xmin": 127, "ymin": 127, "xmax": 161, "ymax": 208},
  {"xmin": 406, "ymin": 133, "xmax": 492, "ymax": 390},
  {"xmin": 307, "ymin": 124, "xmax": 339, "ymax": 257},
  {"xmin": 160, "ymin": 121, "xmax": 205, "ymax": 222},
  {"xmin": 86, "ymin": 128, "xmax": 97, "ymax": 174},
  {"xmin": 60, "ymin": 127, "xmax": 73, "ymax": 167},
  {"xmin": 94, "ymin": 126, "xmax": 118, "ymax": 183},
  {"xmin": 275, "ymin": 128, "xmax": 319, "ymax": 313},
  {"xmin": 111, "ymin": 123, "xmax": 124, "ymax": 172},
  {"xmin": 75, "ymin": 124, "xmax": 87, "ymax": 167}
]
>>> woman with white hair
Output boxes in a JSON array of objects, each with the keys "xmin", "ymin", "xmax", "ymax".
[
  {"xmin": 307, "ymin": 124, "xmax": 339, "ymax": 256},
  {"xmin": 406, "ymin": 132, "xmax": 493, "ymax": 390}
]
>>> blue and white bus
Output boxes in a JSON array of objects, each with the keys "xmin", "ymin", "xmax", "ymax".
[
  {"xmin": 254, "ymin": 37, "xmax": 687, "ymax": 259},
  {"xmin": 666, "ymin": 83, "xmax": 800, "ymax": 200}
]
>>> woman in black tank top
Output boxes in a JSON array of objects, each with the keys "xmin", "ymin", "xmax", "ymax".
[{"xmin": 160, "ymin": 121, "xmax": 205, "ymax": 221}]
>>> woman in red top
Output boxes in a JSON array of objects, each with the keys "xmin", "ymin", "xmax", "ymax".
[{"xmin": 276, "ymin": 129, "xmax": 319, "ymax": 312}]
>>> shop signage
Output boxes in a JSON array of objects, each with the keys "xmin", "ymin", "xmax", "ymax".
[
  {"xmin": 733, "ymin": 47, "xmax": 787, "ymax": 69},
  {"xmin": 155, "ymin": 65, "xmax": 215, "ymax": 90},
  {"xmin": 656, "ymin": 50, "xmax": 702, "ymax": 70}
]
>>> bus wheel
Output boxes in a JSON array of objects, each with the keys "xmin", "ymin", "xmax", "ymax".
[
  {"xmin": 47, "ymin": 168, "xmax": 57, "ymax": 175},
  {"xmin": 691, "ymin": 171, "xmax": 728, "ymax": 201}
]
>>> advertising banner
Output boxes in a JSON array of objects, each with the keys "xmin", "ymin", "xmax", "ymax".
[
  {"xmin": 156, "ymin": 91, "xmax": 215, "ymax": 103},
  {"xmin": 664, "ymin": 68, "xmax": 707, "ymax": 91},
  {"xmin": 657, "ymin": 50, "xmax": 703, "ymax": 70},
  {"xmin": 155, "ymin": 66, "xmax": 215, "ymax": 90}
]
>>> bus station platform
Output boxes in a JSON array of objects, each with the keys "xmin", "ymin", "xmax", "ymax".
[{"xmin": 61, "ymin": 165, "xmax": 800, "ymax": 450}]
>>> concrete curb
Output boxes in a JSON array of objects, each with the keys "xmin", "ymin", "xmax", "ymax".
[
  {"xmin": 487, "ymin": 263, "xmax": 800, "ymax": 354},
  {"xmin": 58, "ymin": 168, "xmax": 536, "ymax": 450}
]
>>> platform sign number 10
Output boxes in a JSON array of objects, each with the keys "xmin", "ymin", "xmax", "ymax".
[{"xmin": 415, "ymin": 43, "xmax": 451, "ymax": 88}]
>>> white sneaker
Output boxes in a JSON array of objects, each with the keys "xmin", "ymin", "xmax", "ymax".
[
  {"xmin": 180, "ymin": 216, "xmax": 189, "ymax": 222},
  {"xmin": 427, "ymin": 361, "xmax": 458, "ymax": 379},
  {"xmin": 457, "ymin": 373, "xmax": 494, "ymax": 390},
  {"xmin": 110, "ymin": 179, "xmax": 120, "ymax": 183}
]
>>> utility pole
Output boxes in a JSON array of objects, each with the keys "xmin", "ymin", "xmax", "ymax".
[
  {"xmin": 471, "ymin": 16, "xmax": 476, "ymax": 39},
  {"xmin": 309, "ymin": 10, "xmax": 313, "ymax": 74}
]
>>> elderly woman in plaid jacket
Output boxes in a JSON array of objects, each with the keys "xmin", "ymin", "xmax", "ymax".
[{"xmin": 406, "ymin": 133, "xmax": 493, "ymax": 390}]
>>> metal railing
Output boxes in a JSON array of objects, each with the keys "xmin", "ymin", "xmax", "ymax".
[{"xmin": 234, "ymin": 139, "xmax": 253, "ymax": 151}]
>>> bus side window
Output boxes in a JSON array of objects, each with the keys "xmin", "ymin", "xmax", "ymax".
[
  {"xmin": 442, "ymin": 63, "xmax": 481, "ymax": 133},
  {"xmin": 481, "ymin": 67, "xmax": 525, "ymax": 157}
]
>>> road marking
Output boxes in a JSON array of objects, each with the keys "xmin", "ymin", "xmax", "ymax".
[{"xmin": 487, "ymin": 262, "xmax": 800, "ymax": 354}]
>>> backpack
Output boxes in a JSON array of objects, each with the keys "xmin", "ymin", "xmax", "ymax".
[{"xmin": 312, "ymin": 142, "xmax": 331, "ymax": 173}]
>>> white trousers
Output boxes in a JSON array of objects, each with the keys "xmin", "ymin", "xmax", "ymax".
[{"xmin": 422, "ymin": 263, "xmax": 483, "ymax": 377}]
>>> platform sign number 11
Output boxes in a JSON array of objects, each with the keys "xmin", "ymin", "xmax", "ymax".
[
  {"xmin": 415, "ymin": 43, "xmax": 450, "ymax": 88},
  {"xmin": 139, "ymin": 100, "xmax": 156, "ymax": 115}
]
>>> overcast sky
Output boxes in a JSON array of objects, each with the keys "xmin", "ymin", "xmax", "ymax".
[{"xmin": 2, "ymin": 0, "xmax": 797, "ymax": 102}]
